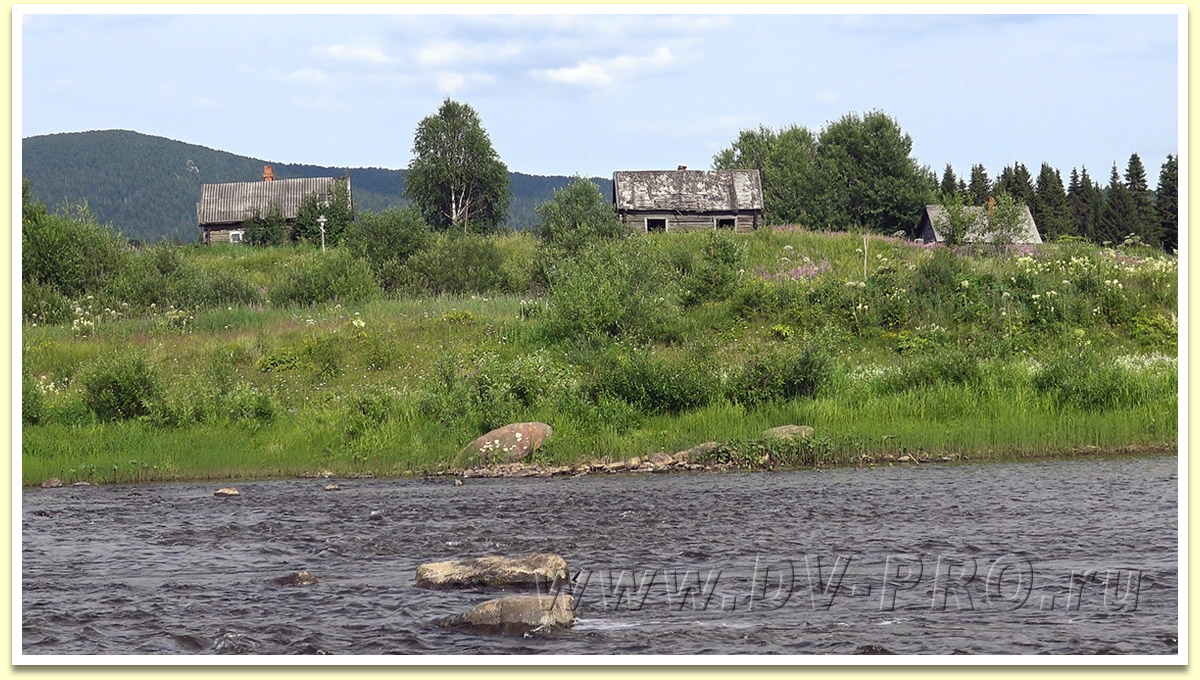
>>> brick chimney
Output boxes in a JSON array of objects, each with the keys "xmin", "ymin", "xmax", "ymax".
[
  {"xmin": 263, "ymin": 165, "xmax": 274, "ymax": 182},
  {"xmin": 677, "ymin": 165, "xmax": 687, "ymax": 171}
]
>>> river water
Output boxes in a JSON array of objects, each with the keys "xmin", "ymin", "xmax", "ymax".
[{"xmin": 20, "ymin": 455, "xmax": 1179, "ymax": 657}]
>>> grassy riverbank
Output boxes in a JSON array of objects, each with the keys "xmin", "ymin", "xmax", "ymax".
[{"xmin": 21, "ymin": 226, "xmax": 1178, "ymax": 486}]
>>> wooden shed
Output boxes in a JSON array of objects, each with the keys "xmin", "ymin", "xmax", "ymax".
[
  {"xmin": 612, "ymin": 168, "xmax": 763, "ymax": 233},
  {"xmin": 196, "ymin": 166, "xmax": 350, "ymax": 244},
  {"xmin": 916, "ymin": 203, "xmax": 1042, "ymax": 245}
]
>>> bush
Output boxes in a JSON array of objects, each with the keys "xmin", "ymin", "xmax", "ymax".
[
  {"xmin": 166, "ymin": 265, "xmax": 259, "ymax": 309},
  {"xmin": 267, "ymin": 249, "xmax": 380, "ymax": 307},
  {"xmin": 80, "ymin": 352, "xmax": 162, "ymax": 421},
  {"xmin": 22, "ymin": 281, "xmax": 71, "ymax": 325},
  {"xmin": 22, "ymin": 373, "xmax": 44, "ymax": 425},
  {"xmin": 402, "ymin": 232, "xmax": 513, "ymax": 295},
  {"xmin": 680, "ymin": 230, "xmax": 745, "ymax": 307},
  {"xmin": 585, "ymin": 349, "xmax": 718, "ymax": 415},
  {"xmin": 535, "ymin": 177, "xmax": 628, "ymax": 255},
  {"xmin": 543, "ymin": 239, "xmax": 682, "ymax": 344},
  {"xmin": 22, "ymin": 200, "xmax": 129, "ymax": 298},
  {"xmin": 343, "ymin": 207, "xmax": 431, "ymax": 290},
  {"xmin": 725, "ymin": 342, "xmax": 833, "ymax": 406},
  {"xmin": 876, "ymin": 349, "xmax": 982, "ymax": 394}
]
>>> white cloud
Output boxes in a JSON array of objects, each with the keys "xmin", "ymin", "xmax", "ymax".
[
  {"xmin": 815, "ymin": 91, "xmax": 840, "ymax": 103},
  {"xmin": 416, "ymin": 40, "xmax": 524, "ymax": 68},
  {"xmin": 312, "ymin": 43, "xmax": 393, "ymax": 65},
  {"xmin": 533, "ymin": 45, "xmax": 678, "ymax": 89},
  {"xmin": 433, "ymin": 71, "xmax": 495, "ymax": 94}
]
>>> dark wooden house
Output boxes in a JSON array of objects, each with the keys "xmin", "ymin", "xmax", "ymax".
[
  {"xmin": 916, "ymin": 203, "xmax": 1042, "ymax": 245},
  {"xmin": 196, "ymin": 166, "xmax": 350, "ymax": 244},
  {"xmin": 612, "ymin": 167, "xmax": 763, "ymax": 233}
]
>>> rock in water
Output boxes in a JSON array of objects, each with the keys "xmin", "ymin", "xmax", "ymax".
[
  {"xmin": 415, "ymin": 553, "xmax": 568, "ymax": 589},
  {"xmin": 214, "ymin": 487, "xmax": 241, "ymax": 497},
  {"xmin": 762, "ymin": 425, "xmax": 814, "ymax": 440},
  {"xmin": 459, "ymin": 422, "xmax": 553, "ymax": 466},
  {"xmin": 271, "ymin": 570, "xmax": 319, "ymax": 586},
  {"xmin": 439, "ymin": 594, "xmax": 575, "ymax": 636}
]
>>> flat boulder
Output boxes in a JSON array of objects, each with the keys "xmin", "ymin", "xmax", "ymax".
[
  {"xmin": 214, "ymin": 487, "xmax": 241, "ymax": 497},
  {"xmin": 673, "ymin": 442, "xmax": 720, "ymax": 464},
  {"xmin": 271, "ymin": 570, "xmax": 319, "ymax": 587},
  {"xmin": 460, "ymin": 422, "xmax": 553, "ymax": 466},
  {"xmin": 39, "ymin": 478, "xmax": 64, "ymax": 489},
  {"xmin": 416, "ymin": 553, "xmax": 568, "ymax": 590},
  {"xmin": 762, "ymin": 425, "xmax": 814, "ymax": 440},
  {"xmin": 439, "ymin": 594, "xmax": 575, "ymax": 636}
]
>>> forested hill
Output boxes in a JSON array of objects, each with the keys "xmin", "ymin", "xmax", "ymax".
[{"xmin": 21, "ymin": 129, "xmax": 612, "ymax": 243}]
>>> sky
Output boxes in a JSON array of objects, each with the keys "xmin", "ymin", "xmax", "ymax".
[{"xmin": 17, "ymin": 6, "xmax": 1183, "ymax": 183}]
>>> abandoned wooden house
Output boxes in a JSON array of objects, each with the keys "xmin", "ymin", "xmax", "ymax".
[
  {"xmin": 612, "ymin": 167, "xmax": 764, "ymax": 233},
  {"xmin": 196, "ymin": 165, "xmax": 350, "ymax": 244},
  {"xmin": 916, "ymin": 202, "xmax": 1043, "ymax": 245}
]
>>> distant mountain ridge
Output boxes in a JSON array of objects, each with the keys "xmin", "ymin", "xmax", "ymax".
[{"xmin": 21, "ymin": 129, "xmax": 613, "ymax": 243}]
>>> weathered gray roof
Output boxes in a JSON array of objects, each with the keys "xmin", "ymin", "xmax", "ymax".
[
  {"xmin": 612, "ymin": 169, "xmax": 763, "ymax": 213},
  {"xmin": 921, "ymin": 204, "xmax": 1043, "ymax": 244},
  {"xmin": 196, "ymin": 177, "xmax": 346, "ymax": 226}
]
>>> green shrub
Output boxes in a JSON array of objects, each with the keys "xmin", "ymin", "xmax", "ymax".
[
  {"xmin": 80, "ymin": 352, "xmax": 162, "ymax": 421},
  {"xmin": 22, "ymin": 373, "xmax": 44, "ymax": 425},
  {"xmin": 402, "ymin": 232, "xmax": 513, "ymax": 295},
  {"xmin": 22, "ymin": 281, "xmax": 71, "ymax": 325},
  {"xmin": 305, "ymin": 333, "xmax": 348, "ymax": 380},
  {"xmin": 267, "ymin": 249, "xmax": 380, "ymax": 307},
  {"xmin": 585, "ymin": 349, "xmax": 717, "ymax": 415},
  {"xmin": 257, "ymin": 348, "xmax": 304, "ymax": 373},
  {"xmin": 726, "ymin": 342, "xmax": 832, "ymax": 406},
  {"xmin": 166, "ymin": 265, "xmax": 259, "ymax": 309},
  {"xmin": 22, "ymin": 200, "xmax": 129, "ymax": 298},
  {"xmin": 226, "ymin": 383, "xmax": 277, "ymax": 425},
  {"xmin": 1130, "ymin": 312, "xmax": 1176, "ymax": 351},
  {"xmin": 876, "ymin": 349, "xmax": 982, "ymax": 394},
  {"xmin": 543, "ymin": 239, "xmax": 682, "ymax": 344},
  {"xmin": 680, "ymin": 230, "xmax": 745, "ymax": 307},
  {"xmin": 534, "ymin": 177, "xmax": 629, "ymax": 256},
  {"xmin": 1033, "ymin": 349, "xmax": 1142, "ymax": 410},
  {"xmin": 343, "ymin": 207, "xmax": 431, "ymax": 290}
]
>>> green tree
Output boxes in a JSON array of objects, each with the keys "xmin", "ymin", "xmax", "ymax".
[
  {"xmin": 293, "ymin": 178, "xmax": 354, "ymax": 247},
  {"xmin": 812, "ymin": 110, "xmax": 934, "ymax": 235},
  {"xmin": 995, "ymin": 162, "xmax": 1034, "ymax": 206},
  {"xmin": 534, "ymin": 176, "xmax": 628, "ymax": 254},
  {"xmin": 242, "ymin": 204, "xmax": 289, "ymax": 246},
  {"xmin": 933, "ymin": 189, "xmax": 984, "ymax": 247},
  {"xmin": 1032, "ymin": 163, "xmax": 1072, "ymax": 240},
  {"xmin": 1098, "ymin": 164, "xmax": 1138, "ymax": 245},
  {"xmin": 967, "ymin": 164, "xmax": 991, "ymax": 206},
  {"xmin": 1124, "ymin": 153, "xmax": 1157, "ymax": 246},
  {"xmin": 713, "ymin": 124, "xmax": 820, "ymax": 226},
  {"xmin": 1156, "ymin": 154, "xmax": 1178, "ymax": 253},
  {"xmin": 939, "ymin": 163, "xmax": 960, "ymax": 200},
  {"xmin": 405, "ymin": 98, "xmax": 511, "ymax": 233},
  {"xmin": 1069, "ymin": 166, "xmax": 1103, "ymax": 242}
]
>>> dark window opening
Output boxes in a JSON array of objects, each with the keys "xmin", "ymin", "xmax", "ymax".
[
  {"xmin": 647, "ymin": 218, "xmax": 667, "ymax": 233},
  {"xmin": 716, "ymin": 218, "xmax": 736, "ymax": 229}
]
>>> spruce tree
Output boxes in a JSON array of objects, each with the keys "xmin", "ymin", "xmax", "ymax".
[
  {"xmin": 1069, "ymin": 167, "xmax": 1102, "ymax": 242},
  {"xmin": 967, "ymin": 164, "xmax": 991, "ymax": 206},
  {"xmin": 1156, "ymin": 154, "xmax": 1178, "ymax": 253},
  {"xmin": 1033, "ymin": 162, "xmax": 1072, "ymax": 240},
  {"xmin": 939, "ymin": 163, "xmax": 959, "ymax": 199},
  {"xmin": 996, "ymin": 162, "xmax": 1035, "ymax": 206},
  {"xmin": 1124, "ymin": 153, "xmax": 1157, "ymax": 246},
  {"xmin": 1098, "ymin": 163, "xmax": 1139, "ymax": 245}
]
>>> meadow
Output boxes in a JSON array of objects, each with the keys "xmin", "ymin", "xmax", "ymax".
[{"xmin": 20, "ymin": 200, "xmax": 1179, "ymax": 486}]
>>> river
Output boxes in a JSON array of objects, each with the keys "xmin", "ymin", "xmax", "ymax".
[{"xmin": 20, "ymin": 455, "xmax": 1179, "ymax": 657}]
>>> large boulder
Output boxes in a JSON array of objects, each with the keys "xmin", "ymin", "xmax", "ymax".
[
  {"xmin": 439, "ymin": 594, "xmax": 575, "ymax": 636},
  {"xmin": 762, "ymin": 425, "xmax": 814, "ymax": 441},
  {"xmin": 416, "ymin": 553, "xmax": 568, "ymax": 590},
  {"xmin": 459, "ymin": 422, "xmax": 553, "ymax": 466}
]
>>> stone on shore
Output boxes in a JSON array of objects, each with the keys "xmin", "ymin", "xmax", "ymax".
[
  {"xmin": 673, "ymin": 442, "xmax": 720, "ymax": 464},
  {"xmin": 40, "ymin": 478, "xmax": 64, "ymax": 489},
  {"xmin": 460, "ymin": 422, "xmax": 553, "ymax": 466},
  {"xmin": 762, "ymin": 425, "xmax": 814, "ymax": 441},
  {"xmin": 214, "ymin": 487, "xmax": 241, "ymax": 497},
  {"xmin": 439, "ymin": 594, "xmax": 575, "ymax": 636},
  {"xmin": 647, "ymin": 452, "xmax": 673, "ymax": 467},
  {"xmin": 416, "ymin": 553, "xmax": 568, "ymax": 590}
]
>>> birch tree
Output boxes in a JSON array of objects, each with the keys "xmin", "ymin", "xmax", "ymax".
[{"xmin": 405, "ymin": 98, "xmax": 511, "ymax": 233}]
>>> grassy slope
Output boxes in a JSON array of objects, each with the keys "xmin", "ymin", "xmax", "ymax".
[{"xmin": 20, "ymin": 229, "xmax": 1178, "ymax": 485}]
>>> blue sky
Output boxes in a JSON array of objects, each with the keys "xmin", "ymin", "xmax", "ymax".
[{"xmin": 18, "ymin": 7, "xmax": 1182, "ymax": 183}]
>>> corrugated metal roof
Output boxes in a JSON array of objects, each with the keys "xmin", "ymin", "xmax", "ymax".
[
  {"xmin": 612, "ymin": 169, "xmax": 763, "ymax": 213},
  {"xmin": 922, "ymin": 204, "xmax": 1042, "ymax": 244},
  {"xmin": 196, "ymin": 177, "xmax": 346, "ymax": 225}
]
